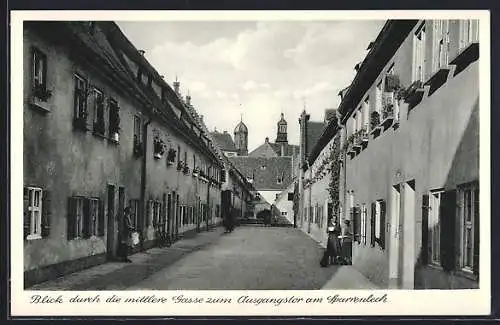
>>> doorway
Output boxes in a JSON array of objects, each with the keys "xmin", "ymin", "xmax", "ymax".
[
  {"xmin": 389, "ymin": 184, "xmax": 401, "ymax": 288},
  {"xmin": 402, "ymin": 180, "xmax": 416, "ymax": 289},
  {"xmin": 106, "ymin": 184, "xmax": 116, "ymax": 259}
]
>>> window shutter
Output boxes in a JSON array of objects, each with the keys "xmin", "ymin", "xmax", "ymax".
[
  {"xmin": 42, "ymin": 53, "xmax": 47, "ymax": 89},
  {"xmin": 23, "ymin": 188, "xmax": 30, "ymax": 239},
  {"xmin": 473, "ymin": 187, "xmax": 479, "ymax": 278},
  {"xmin": 353, "ymin": 207, "xmax": 361, "ymax": 243},
  {"xmin": 67, "ymin": 197, "xmax": 77, "ymax": 240},
  {"xmin": 146, "ymin": 200, "xmax": 152, "ymax": 227},
  {"xmin": 421, "ymin": 194, "xmax": 430, "ymax": 265},
  {"xmin": 98, "ymin": 198, "xmax": 105, "ymax": 236},
  {"xmin": 82, "ymin": 198, "xmax": 91, "ymax": 238},
  {"xmin": 41, "ymin": 190, "xmax": 51, "ymax": 238},
  {"xmin": 370, "ymin": 202, "xmax": 376, "ymax": 247},
  {"xmin": 380, "ymin": 200, "xmax": 386, "ymax": 249},
  {"xmin": 440, "ymin": 190, "xmax": 457, "ymax": 272}
]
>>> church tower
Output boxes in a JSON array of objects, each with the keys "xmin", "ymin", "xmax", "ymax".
[
  {"xmin": 275, "ymin": 113, "xmax": 288, "ymax": 144},
  {"xmin": 234, "ymin": 116, "xmax": 248, "ymax": 156}
]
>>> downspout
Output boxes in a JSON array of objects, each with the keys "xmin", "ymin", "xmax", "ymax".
[
  {"xmin": 206, "ymin": 165, "xmax": 211, "ymax": 232},
  {"xmin": 140, "ymin": 115, "xmax": 153, "ymax": 251}
]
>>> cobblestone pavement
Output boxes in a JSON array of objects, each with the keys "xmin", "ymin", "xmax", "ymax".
[
  {"xmin": 30, "ymin": 226, "xmax": 377, "ymax": 290},
  {"xmin": 128, "ymin": 226, "xmax": 341, "ymax": 290}
]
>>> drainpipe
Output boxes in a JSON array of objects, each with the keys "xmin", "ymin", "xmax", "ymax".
[
  {"xmin": 307, "ymin": 161, "xmax": 312, "ymax": 234},
  {"xmin": 140, "ymin": 115, "xmax": 153, "ymax": 251},
  {"xmin": 206, "ymin": 165, "xmax": 211, "ymax": 232}
]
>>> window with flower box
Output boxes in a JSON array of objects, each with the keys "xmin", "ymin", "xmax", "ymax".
[
  {"xmin": 413, "ymin": 21, "xmax": 426, "ymax": 83},
  {"xmin": 432, "ymin": 20, "xmax": 450, "ymax": 74},
  {"xmin": 73, "ymin": 74, "xmax": 89, "ymax": 130},
  {"xmin": 459, "ymin": 20, "xmax": 479, "ymax": 51},
  {"xmin": 108, "ymin": 98, "xmax": 121, "ymax": 142},
  {"xmin": 31, "ymin": 47, "xmax": 52, "ymax": 110},
  {"xmin": 92, "ymin": 88, "xmax": 105, "ymax": 136}
]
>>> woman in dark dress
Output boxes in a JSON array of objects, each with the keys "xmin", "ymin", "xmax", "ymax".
[{"xmin": 326, "ymin": 222, "xmax": 342, "ymax": 265}]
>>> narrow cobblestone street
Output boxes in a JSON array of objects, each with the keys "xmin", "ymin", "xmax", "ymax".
[{"xmin": 29, "ymin": 226, "xmax": 378, "ymax": 290}]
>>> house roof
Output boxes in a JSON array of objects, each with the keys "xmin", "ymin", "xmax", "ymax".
[
  {"xmin": 269, "ymin": 142, "xmax": 300, "ymax": 157},
  {"xmin": 210, "ymin": 131, "xmax": 238, "ymax": 152},
  {"xmin": 228, "ymin": 156, "xmax": 294, "ymax": 190},
  {"xmin": 306, "ymin": 121, "xmax": 326, "ymax": 158},
  {"xmin": 248, "ymin": 142, "xmax": 279, "ymax": 158}
]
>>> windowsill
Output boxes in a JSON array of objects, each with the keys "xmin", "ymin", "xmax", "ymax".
[
  {"xmin": 449, "ymin": 41, "xmax": 479, "ymax": 77},
  {"xmin": 28, "ymin": 96, "xmax": 52, "ymax": 114},
  {"xmin": 26, "ymin": 234, "xmax": 43, "ymax": 241},
  {"xmin": 92, "ymin": 130, "xmax": 107, "ymax": 139}
]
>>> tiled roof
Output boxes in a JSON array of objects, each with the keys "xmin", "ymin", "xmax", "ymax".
[
  {"xmin": 269, "ymin": 143, "xmax": 300, "ymax": 157},
  {"xmin": 210, "ymin": 131, "xmax": 238, "ymax": 152},
  {"xmin": 228, "ymin": 156, "xmax": 294, "ymax": 190},
  {"xmin": 306, "ymin": 121, "xmax": 326, "ymax": 158},
  {"xmin": 248, "ymin": 142, "xmax": 279, "ymax": 158}
]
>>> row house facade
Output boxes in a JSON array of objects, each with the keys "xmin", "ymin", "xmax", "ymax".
[
  {"xmin": 336, "ymin": 19, "xmax": 480, "ymax": 289},
  {"xmin": 23, "ymin": 21, "xmax": 251, "ymax": 287}
]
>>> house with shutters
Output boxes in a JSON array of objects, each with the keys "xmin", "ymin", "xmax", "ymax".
[
  {"xmin": 22, "ymin": 21, "xmax": 255, "ymax": 287},
  {"xmin": 332, "ymin": 19, "xmax": 479, "ymax": 289}
]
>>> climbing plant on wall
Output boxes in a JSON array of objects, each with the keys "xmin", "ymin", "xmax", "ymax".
[{"xmin": 327, "ymin": 134, "xmax": 341, "ymax": 221}]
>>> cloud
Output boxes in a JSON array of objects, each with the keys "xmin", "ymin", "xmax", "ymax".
[{"xmin": 117, "ymin": 20, "xmax": 385, "ymax": 152}]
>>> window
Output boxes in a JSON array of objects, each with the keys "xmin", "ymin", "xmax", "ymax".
[
  {"xmin": 413, "ymin": 22, "xmax": 426, "ymax": 82},
  {"xmin": 129, "ymin": 199, "xmax": 140, "ymax": 229},
  {"xmin": 108, "ymin": 98, "xmax": 120, "ymax": 138},
  {"xmin": 361, "ymin": 204, "xmax": 367, "ymax": 244},
  {"xmin": 362, "ymin": 97, "xmax": 369, "ymax": 128},
  {"xmin": 24, "ymin": 187, "xmax": 43, "ymax": 240},
  {"xmin": 433, "ymin": 20, "xmax": 450, "ymax": 73},
  {"xmin": 356, "ymin": 108, "xmax": 363, "ymax": 131},
  {"xmin": 281, "ymin": 211, "xmax": 287, "ymax": 216},
  {"xmin": 459, "ymin": 20, "xmax": 479, "ymax": 51},
  {"xmin": 260, "ymin": 165, "xmax": 266, "ymax": 170},
  {"xmin": 133, "ymin": 115, "xmax": 143, "ymax": 156},
  {"xmin": 93, "ymin": 88, "xmax": 105, "ymax": 135},
  {"xmin": 32, "ymin": 48, "xmax": 47, "ymax": 94},
  {"xmin": 67, "ymin": 196, "xmax": 85, "ymax": 240},
  {"xmin": 88, "ymin": 198, "xmax": 100, "ymax": 236},
  {"xmin": 74, "ymin": 74, "xmax": 88, "ymax": 125},
  {"xmin": 277, "ymin": 172, "xmax": 284, "ymax": 184},
  {"xmin": 153, "ymin": 201, "xmax": 161, "ymax": 227},
  {"xmin": 429, "ymin": 190, "xmax": 444, "ymax": 265},
  {"xmin": 459, "ymin": 183, "xmax": 479, "ymax": 272}
]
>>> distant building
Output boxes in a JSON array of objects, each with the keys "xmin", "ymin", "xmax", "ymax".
[{"xmin": 210, "ymin": 130, "xmax": 239, "ymax": 157}]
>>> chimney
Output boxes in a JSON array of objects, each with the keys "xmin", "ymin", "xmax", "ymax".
[
  {"xmin": 138, "ymin": 50, "xmax": 145, "ymax": 56},
  {"xmin": 223, "ymin": 130, "xmax": 228, "ymax": 134},
  {"xmin": 265, "ymin": 137, "xmax": 269, "ymax": 143},
  {"xmin": 186, "ymin": 94, "xmax": 191, "ymax": 106}
]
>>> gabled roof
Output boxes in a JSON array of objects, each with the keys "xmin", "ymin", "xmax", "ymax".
[
  {"xmin": 248, "ymin": 142, "xmax": 279, "ymax": 158},
  {"xmin": 210, "ymin": 131, "xmax": 238, "ymax": 152},
  {"xmin": 228, "ymin": 156, "xmax": 293, "ymax": 190},
  {"xmin": 306, "ymin": 121, "xmax": 326, "ymax": 158}
]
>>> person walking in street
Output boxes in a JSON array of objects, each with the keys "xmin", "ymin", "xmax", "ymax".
[{"xmin": 119, "ymin": 206, "xmax": 135, "ymax": 263}]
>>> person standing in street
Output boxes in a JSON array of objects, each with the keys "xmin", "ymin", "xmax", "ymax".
[
  {"xmin": 340, "ymin": 219, "xmax": 353, "ymax": 265},
  {"xmin": 119, "ymin": 206, "xmax": 134, "ymax": 263}
]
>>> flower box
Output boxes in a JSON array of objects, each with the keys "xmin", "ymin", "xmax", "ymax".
[
  {"xmin": 153, "ymin": 138, "xmax": 165, "ymax": 159},
  {"xmin": 167, "ymin": 149, "xmax": 176, "ymax": 165},
  {"xmin": 177, "ymin": 161, "xmax": 184, "ymax": 171},
  {"xmin": 33, "ymin": 84, "xmax": 53, "ymax": 102},
  {"xmin": 183, "ymin": 165, "xmax": 190, "ymax": 175}
]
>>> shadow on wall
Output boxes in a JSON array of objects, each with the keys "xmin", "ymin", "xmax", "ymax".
[{"xmin": 414, "ymin": 97, "xmax": 479, "ymax": 289}]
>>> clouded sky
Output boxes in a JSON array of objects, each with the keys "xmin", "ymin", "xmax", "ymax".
[{"xmin": 116, "ymin": 20, "xmax": 385, "ymax": 152}]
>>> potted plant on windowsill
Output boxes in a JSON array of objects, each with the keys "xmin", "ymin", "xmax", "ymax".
[
  {"xmin": 183, "ymin": 164, "xmax": 190, "ymax": 175},
  {"xmin": 153, "ymin": 138, "xmax": 165, "ymax": 159},
  {"xmin": 192, "ymin": 167, "xmax": 200, "ymax": 177},
  {"xmin": 167, "ymin": 149, "xmax": 176, "ymax": 166},
  {"xmin": 109, "ymin": 106, "xmax": 121, "ymax": 143},
  {"xmin": 177, "ymin": 160, "xmax": 184, "ymax": 171},
  {"xmin": 33, "ymin": 84, "xmax": 53, "ymax": 102}
]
